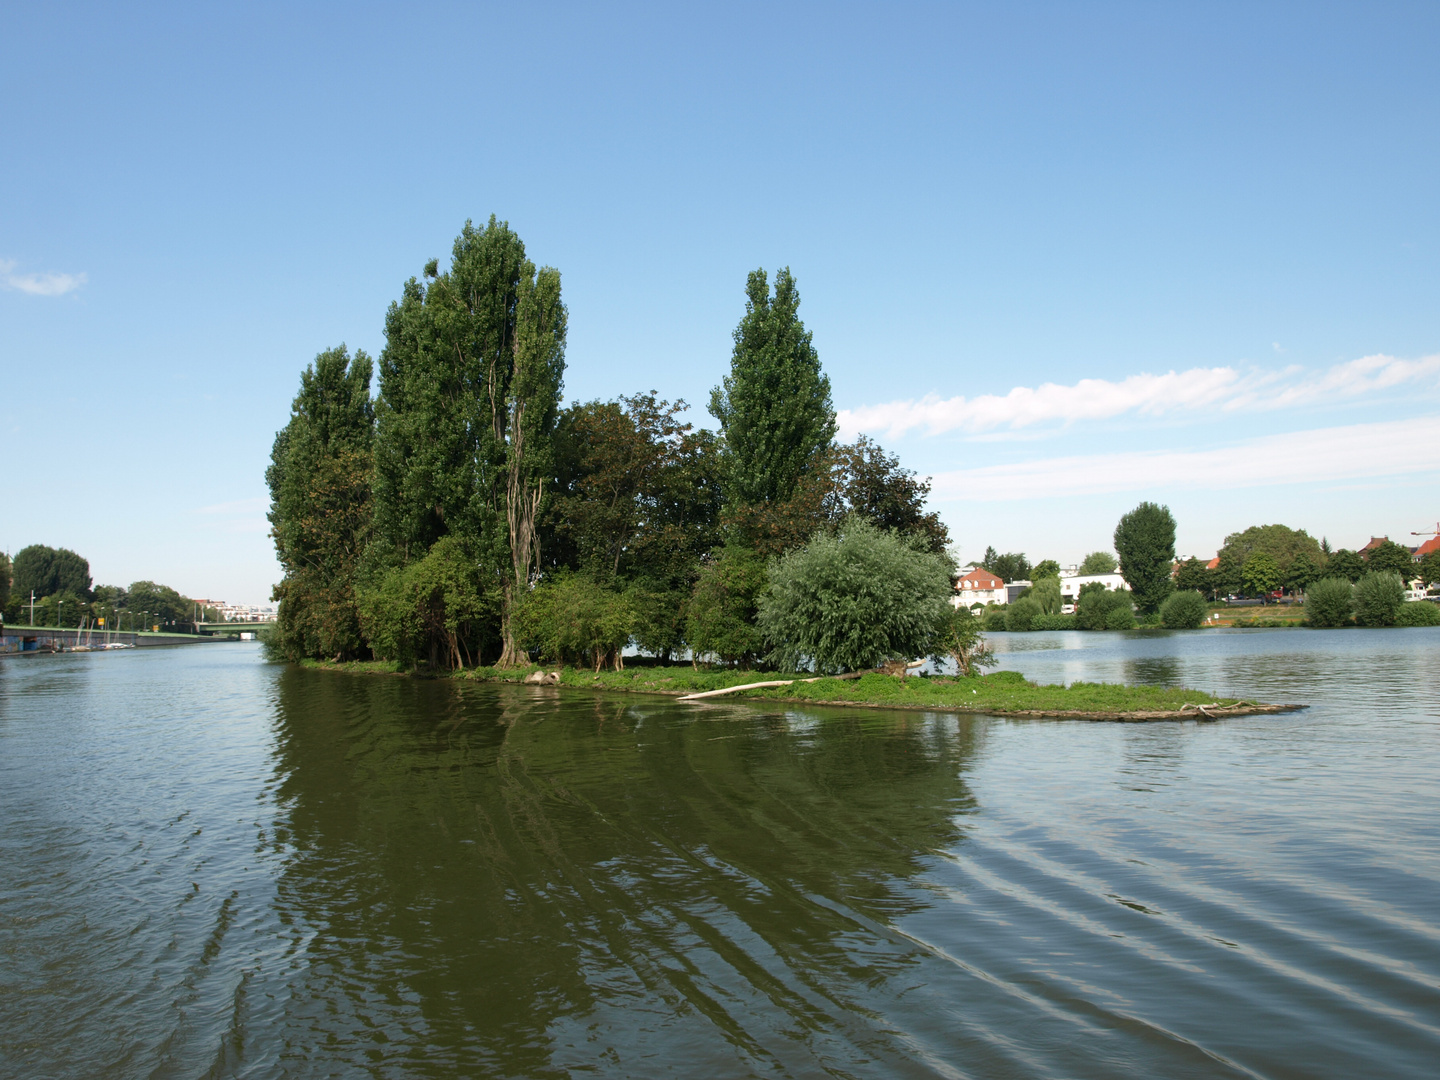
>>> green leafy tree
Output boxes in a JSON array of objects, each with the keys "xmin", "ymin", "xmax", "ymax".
[
  {"xmin": 1076, "ymin": 584, "xmax": 1134, "ymax": 631},
  {"xmin": 0, "ymin": 551, "xmax": 10, "ymax": 614},
  {"xmin": 1286, "ymin": 552, "xmax": 1321, "ymax": 594},
  {"xmin": 982, "ymin": 607, "xmax": 1009, "ymax": 632},
  {"xmin": 1353, "ymin": 571, "xmax": 1405, "ymax": 627},
  {"xmin": 709, "ymin": 267, "xmax": 836, "ymax": 507},
  {"xmin": 1242, "ymin": 551, "xmax": 1282, "ymax": 597},
  {"xmin": 687, "ymin": 545, "xmax": 768, "ymax": 665},
  {"xmin": 126, "ymin": 581, "xmax": 194, "ymax": 629},
  {"xmin": 1218, "ymin": 524, "xmax": 1325, "ymax": 578},
  {"xmin": 12, "ymin": 544, "xmax": 92, "ymax": 601},
  {"xmin": 1004, "ymin": 597, "xmax": 1042, "ymax": 632},
  {"xmin": 757, "ymin": 518, "xmax": 952, "ymax": 672},
  {"xmin": 831, "ymin": 437, "xmax": 950, "ymax": 553},
  {"xmin": 985, "ymin": 551, "xmax": 1031, "ymax": 583},
  {"xmin": 267, "ymin": 344, "xmax": 375, "ymax": 661},
  {"xmin": 1305, "ymin": 578, "xmax": 1354, "ymax": 628},
  {"xmin": 1419, "ymin": 549, "xmax": 1440, "ymax": 587},
  {"xmin": 936, "ymin": 604, "xmax": 997, "ymax": 676},
  {"xmin": 358, "ymin": 536, "xmax": 498, "ymax": 669},
  {"xmin": 1114, "ymin": 502, "xmax": 1176, "ymax": 614},
  {"xmin": 1160, "ymin": 590, "xmax": 1207, "ymax": 629},
  {"xmin": 1365, "ymin": 539, "xmax": 1416, "ymax": 578},
  {"xmin": 1212, "ymin": 549, "xmax": 1243, "ymax": 596},
  {"xmin": 1324, "ymin": 549, "xmax": 1365, "ymax": 583},
  {"xmin": 1174, "ymin": 557, "xmax": 1213, "ymax": 597},
  {"xmin": 1079, "ymin": 551, "xmax": 1118, "ymax": 574},
  {"xmin": 1025, "ymin": 578, "xmax": 1062, "ymax": 615},
  {"xmin": 517, "ymin": 572, "xmax": 635, "ymax": 671},
  {"xmin": 1031, "ymin": 559, "xmax": 1061, "ymax": 581}
]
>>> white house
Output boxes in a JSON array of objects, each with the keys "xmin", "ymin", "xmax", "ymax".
[
  {"xmin": 953, "ymin": 567, "xmax": 1007, "ymax": 609},
  {"xmin": 1058, "ymin": 571, "xmax": 1127, "ymax": 604}
]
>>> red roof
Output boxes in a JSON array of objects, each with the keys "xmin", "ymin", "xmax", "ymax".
[
  {"xmin": 1360, "ymin": 536, "xmax": 1388, "ymax": 554},
  {"xmin": 1206, "ymin": 556, "xmax": 1220, "ymax": 570},
  {"xmin": 1416, "ymin": 535, "xmax": 1440, "ymax": 559},
  {"xmin": 957, "ymin": 568, "xmax": 1004, "ymax": 589}
]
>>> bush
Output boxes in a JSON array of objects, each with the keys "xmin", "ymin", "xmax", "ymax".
[
  {"xmin": 938, "ymin": 604, "xmax": 999, "ymax": 676},
  {"xmin": 358, "ymin": 537, "xmax": 498, "ymax": 668},
  {"xmin": 1004, "ymin": 597, "xmax": 1042, "ymax": 631},
  {"xmin": 1025, "ymin": 578, "xmax": 1062, "ymax": 615},
  {"xmin": 1034, "ymin": 613, "xmax": 1077, "ymax": 630},
  {"xmin": 983, "ymin": 607, "xmax": 1009, "ymax": 632},
  {"xmin": 518, "ymin": 573, "xmax": 635, "ymax": 670},
  {"xmin": 1160, "ymin": 590, "xmax": 1207, "ymax": 629},
  {"xmin": 1353, "ymin": 571, "xmax": 1405, "ymax": 627},
  {"xmin": 757, "ymin": 518, "xmax": 954, "ymax": 672},
  {"xmin": 1104, "ymin": 606, "xmax": 1136, "ymax": 631},
  {"xmin": 686, "ymin": 545, "xmax": 767, "ymax": 665},
  {"xmin": 1305, "ymin": 577, "xmax": 1353, "ymax": 628},
  {"xmin": 1076, "ymin": 585, "xmax": 1133, "ymax": 630},
  {"xmin": 1395, "ymin": 601, "xmax": 1440, "ymax": 627}
]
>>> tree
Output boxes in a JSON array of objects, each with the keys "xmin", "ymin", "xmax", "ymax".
[
  {"xmin": 517, "ymin": 572, "xmax": 634, "ymax": 671},
  {"xmin": 1079, "ymin": 551, "xmax": 1118, "ymax": 574},
  {"xmin": 686, "ymin": 545, "xmax": 768, "ymax": 665},
  {"xmin": 12, "ymin": 545, "xmax": 92, "ymax": 600},
  {"xmin": 936, "ymin": 604, "xmax": 997, "ymax": 676},
  {"xmin": 757, "ymin": 518, "xmax": 952, "ymax": 673},
  {"xmin": 1025, "ymin": 578, "xmax": 1062, "ymax": 615},
  {"xmin": 1396, "ymin": 600, "xmax": 1440, "ymax": 627},
  {"xmin": 499, "ymin": 260, "xmax": 567, "ymax": 665},
  {"xmin": 1160, "ymin": 590, "xmax": 1207, "ymax": 629},
  {"xmin": 1031, "ymin": 559, "xmax": 1061, "ymax": 581},
  {"xmin": 1113, "ymin": 502, "xmax": 1176, "ymax": 614},
  {"xmin": 127, "ymin": 581, "xmax": 194, "ymax": 628},
  {"xmin": 1242, "ymin": 551, "xmax": 1282, "ymax": 597},
  {"xmin": 1004, "ymin": 597, "xmax": 1042, "ymax": 632},
  {"xmin": 1076, "ymin": 583, "xmax": 1134, "ymax": 631},
  {"xmin": 1419, "ymin": 549, "xmax": 1440, "ymax": 587},
  {"xmin": 832, "ymin": 437, "xmax": 950, "ymax": 553},
  {"xmin": 1353, "ymin": 571, "xmax": 1405, "ymax": 627},
  {"xmin": 1174, "ymin": 557, "xmax": 1212, "ymax": 596},
  {"xmin": 1217, "ymin": 524, "xmax": 1324, "ymax": 577},
  {"xmin": 1286, "ymin": 552, "xmax": 1321, "ymax": 594},
  {"xmin": 0, "ymin": 550, "xmax": 10, "ymax": 612},
  {"xmin": 358, "ymin": 536, "xmax": 498, "ymax": 669},
  {"xmin": 1365, "ymin": 539, "xmax": 1416, "ymax": 578},
  {"xmin": 1305, "ymin": 578, "xmax": 1353, "ymax": 628},
  {"xmin": 1324, "ymin": 549, "xmax": 1365, "ymax": 583},
  {"xmin": 267, "ymin": 344, "xmax": 375, "ymax": 661},
  {"xmin": 985, "ymin": 551, "xmax": 1031, "ymax": 583},
  {"xmin": 709, "ymin": 267, "xmax": 836, "ymax": 506},
  {"xmin": 1212, "ymin": 548, "xmax": 1244, "ymax": 596}
]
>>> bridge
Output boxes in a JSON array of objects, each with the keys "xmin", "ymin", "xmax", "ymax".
[{"xmin": 0, "ymin": 624, "xmax": 240, "ymax": 653}]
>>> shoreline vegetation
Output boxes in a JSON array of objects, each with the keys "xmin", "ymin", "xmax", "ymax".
[{"xmin": 296, "ymin": 658, "xmax": 1297, "ymax": 722}]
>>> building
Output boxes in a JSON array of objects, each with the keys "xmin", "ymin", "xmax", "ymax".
[
  {"xmin": 1058, "ymin": 571, "xmax": 1127, "ymax": 603},
  {"xmin": 953, "ymin": 567, "xmax": 1006, "ymax": 609}
]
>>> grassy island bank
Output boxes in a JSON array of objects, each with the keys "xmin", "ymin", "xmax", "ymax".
[{"xmin": 297, "ymin": 659, "xmax": 1295, "ymax": 721}]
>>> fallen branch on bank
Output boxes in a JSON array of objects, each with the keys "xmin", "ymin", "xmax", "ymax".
[{"xmin": 677, "ymin": 660, "xmax": 924, "ymax": 702}]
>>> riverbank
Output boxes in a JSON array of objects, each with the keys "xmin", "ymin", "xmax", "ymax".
[{"xmin": 297, "ymin": 659, "xmax": 1294, "ymax": 720}]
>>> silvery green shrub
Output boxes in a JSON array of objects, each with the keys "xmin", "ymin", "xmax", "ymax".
[{"xmin": 1305, "ymin": 577, "xmax": 1354, "ymax": 628}]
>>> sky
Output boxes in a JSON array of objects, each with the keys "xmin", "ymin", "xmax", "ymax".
[{"xmin": 3, "ymin": 2, "xmax": 1438, "ymax": 604}]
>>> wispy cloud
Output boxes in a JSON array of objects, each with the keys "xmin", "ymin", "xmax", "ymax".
[
  {"xmin": 0, "ymin": 257, "xmax": 88, "ymax": 296},
  {"xmin": 927, "ymin": 415, "xmax": 1440, "ymax": 502},
  {"xmin": 838, "ymin": 353, "xmax": 1440, "ymax": 440}
]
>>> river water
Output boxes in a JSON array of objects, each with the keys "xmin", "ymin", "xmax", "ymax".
[{"xmin": 2, "ymin": 629, "xmax": 1437, "ymax": 1079}]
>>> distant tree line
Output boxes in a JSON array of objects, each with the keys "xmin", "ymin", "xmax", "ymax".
[
  {"xmin": 0, "ymin": 544, "xmax": 219, "ymax": 631},
  {"xmin": 267, "ymin": 219, "xmax": 954, "ymax": 671}
]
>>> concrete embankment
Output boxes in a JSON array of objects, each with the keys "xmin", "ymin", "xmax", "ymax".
[{"xmin": 0, "ymin": 625, "xmax": 247, "ymax": 654}]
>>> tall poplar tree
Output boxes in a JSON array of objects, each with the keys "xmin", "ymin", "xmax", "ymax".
[
  {"xmin": 709, "ymin": 267, "xmax": 836, "ymax": 507},
  {"xmin": 369, "ymin": 217, "xmax": 566, "ymax": 666},
  {"xmin": 267, "ymin": 345, "xmax": 375, "ymax": 660},
  {"xmin": 1114, "ymin": 501, "xmax": 1177, "ymax": 614}
]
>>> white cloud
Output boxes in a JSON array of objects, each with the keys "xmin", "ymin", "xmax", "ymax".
[
  {"xmin": 0, "ymin": 257, "xmax": 87, "ymax": 296},
  {"xmin": 928, "ymin": 415, "xmax": 1440, "ymax": 502},
  {"xmin": 838, "ymin": 353, "xmax": 1440, "ymax": 440}
]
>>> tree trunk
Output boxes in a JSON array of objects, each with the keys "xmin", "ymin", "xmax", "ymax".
[{"xmin": 499, "ymin": 403, "xmax": 543, "ymax": 667}]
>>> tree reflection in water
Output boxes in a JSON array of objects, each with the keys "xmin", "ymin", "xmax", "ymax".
[{"xmin": 265, "ymin": 669, "xmax": 980, "ymax": 1076}]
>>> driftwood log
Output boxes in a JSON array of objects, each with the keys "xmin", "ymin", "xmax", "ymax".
[{"xmin": 678, "ymin": 660, "xmax": 925, "ymax": 702}]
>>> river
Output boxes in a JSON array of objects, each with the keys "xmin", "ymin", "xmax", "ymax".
[{"xmin": 2, "ymin": 629, "xmax": 1437, "ymax": 1078}]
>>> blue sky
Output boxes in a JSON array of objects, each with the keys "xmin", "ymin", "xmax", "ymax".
[{"xmin": 4, "ymin": 2, "xmax": 1438, "ymax": 604}]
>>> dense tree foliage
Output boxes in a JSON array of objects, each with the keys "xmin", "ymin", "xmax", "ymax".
[
  {"xmin": 1114, "ymin": 502, "xmax": 1176, "ymax": 614},
  {"xmin": 686, "ymin": 545, "xmax": 768, "ymax": 665},
  {"xmin": 981, "ymin": 549, "xmax": 1031, "ymax": 583},
  {"xmin": 1218, "ymin": 524, "xmax": 1324, "ymax": 578},
  {"xmin": 1305, "ymin": 578, "xmax": 1354, "ymax": 628},
  {"xmin": 1364, "ymin": 539, "xmax": 1416, "ymax": 578},
  {"xmin": 1173, "ymin": 557, "xmax": 1212, "ymax": 596},
  {"xmin": 757, "ymin": 519, "xmax": 953, "ymax": 673},
  {"xmin": 517, "ymin": 572, "xmax": 634, "ymax": 671},
  {"xmin": 710, "ymin": 267, "xmax": 836, "ymax": 508},
  {"xmin": 1323, "ymin": 549, "xmax": 1365, "ymax": 583},
  {"xmin": 1004, "ymin": 597, "xmax": 1042, "ymax": 632},
  {"xmin": 1395, "ymin": 599, "xmax": 1440, "ymax": 626},
  {"xmin": 1160, "ymin": 590, "xmax": 1207, "ymax": 629},
  {"xmin": 12, "ymin": 544, "xmax": 92, "ymax": 601},
  {"xmin": 1076, "ymin": 584, "xmax": 1134, "ymax": 630},
  {"xmin": 937, "ymin": 604, "xmax": 996, "ymax": 676},
  {"xmin": 1419, "ymin": 549, "xmax": 1440, "ymax": 587},
  {"xmin": 267, "ymin": 345, "xmax": 375, "ymax": 661},
  {"xmin": 0, "ymin": 551, "xmax": 10, "ymax": 612},
  {"xmin": 1241, "ymin": 551, "xmax": 1282, "ymax": 596},
  {"xmin": 1353, "ymin": 571, "xmax": 1405, "ymax": 627},
  {"xmin": 1079, "ymin": 550, "xmax": 1118, "ymax": 574}
]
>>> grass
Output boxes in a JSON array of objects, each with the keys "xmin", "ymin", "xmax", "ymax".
[{"xmin": 299, "ymin": 659, "xmax": 1266, "ymax": 718}]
